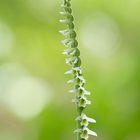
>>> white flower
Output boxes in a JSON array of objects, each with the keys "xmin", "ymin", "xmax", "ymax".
[
  {"xmin": 67, "ymin": 79, "xmax": 75, "ymax": 84},
  {"xmin": 74, "ymin": 127, "xmax": 97, "ymax": 140},
  {"xmin": 76, "ymin": 113, "xmax": 96, "ymax": 127},
  {"xmin": 80, "ymin": 127, "xmax": 97, "ymax": 140},
  {"xmin": 64, "ymin": 69, "xmax": 73, "ymax": 75},
  {"xmin": 78, "ymin": 87, "xmax": 91, "ymax": 97},
  {"xmin": 78, "ymin": 96, "xmax": 91, "ymax": 108}
]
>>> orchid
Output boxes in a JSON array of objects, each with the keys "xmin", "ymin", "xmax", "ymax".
[{"xmin": 60, "ymin": 0, "xmax": 97, "ymax": 139}]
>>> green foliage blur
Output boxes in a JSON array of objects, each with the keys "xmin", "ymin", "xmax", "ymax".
[{"xmin": 0, "ymin": 0, "xmax": 140, "ymax": 140}]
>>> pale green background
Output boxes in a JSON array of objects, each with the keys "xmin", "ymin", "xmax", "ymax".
[{"xmin": 0, "ymin": 0, "xmax": 140, "ymax": 140}]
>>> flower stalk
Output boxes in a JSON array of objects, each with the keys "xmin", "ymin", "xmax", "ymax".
[{"xmin": 59, "ymin": 0, "xmax": 97, "ymax": 139}]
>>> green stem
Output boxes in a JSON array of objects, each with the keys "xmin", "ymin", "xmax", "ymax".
[{"xmin": 77, "ymin": 103, "xmax": 83, "ymax": 140}]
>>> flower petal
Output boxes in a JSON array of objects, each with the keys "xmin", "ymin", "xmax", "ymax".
[{"xmin": 87, "ymin": 129, "xmax": 97, "ymax": 137}]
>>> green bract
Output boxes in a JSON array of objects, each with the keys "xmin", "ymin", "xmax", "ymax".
[{"xmin": 60, "ymin": 0, "xmax": 97, "ymax": 139}]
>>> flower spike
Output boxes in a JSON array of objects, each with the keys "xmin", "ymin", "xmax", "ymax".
[{"xmin": 60, "ymin": 0, "xmax": 97, "ymax": 139}]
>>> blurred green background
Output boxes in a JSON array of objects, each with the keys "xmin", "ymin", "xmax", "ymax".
[{"xmin": 0, "ymin": 0, "xmax": 140, "ymax": 140}]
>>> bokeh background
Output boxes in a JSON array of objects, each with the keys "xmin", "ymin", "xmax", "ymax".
[{"xmin": 0, "ymin": 0, "xmax": 140, "ymax": 140}]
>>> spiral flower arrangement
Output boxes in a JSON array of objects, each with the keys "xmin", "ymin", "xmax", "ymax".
[{"xmin": 59, "ymin": 0, "xmax": 97, "ymax": 139}]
